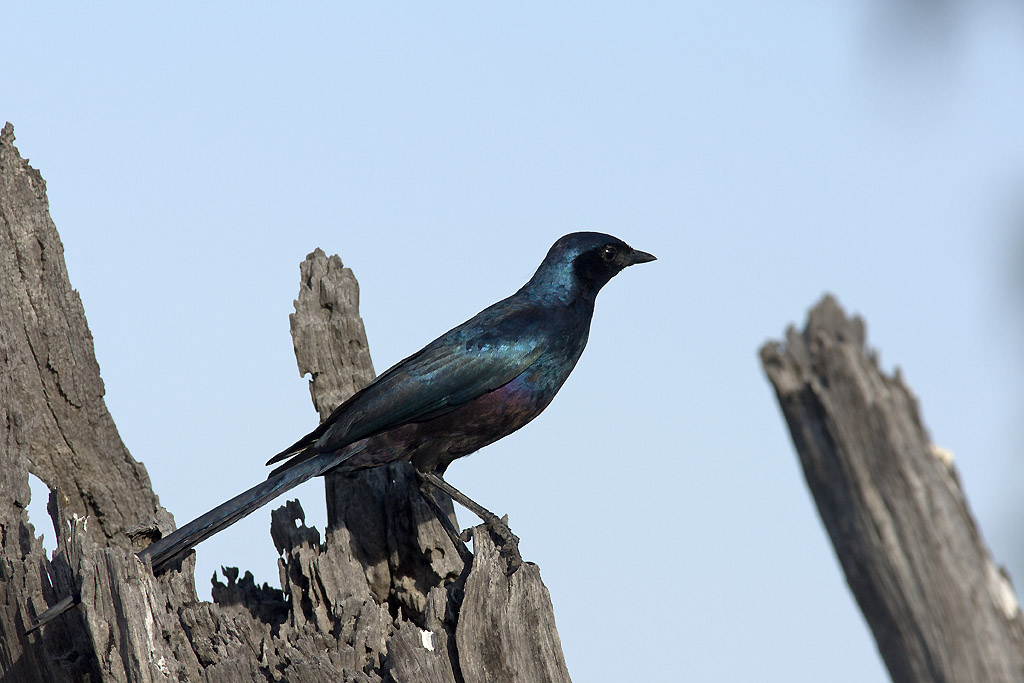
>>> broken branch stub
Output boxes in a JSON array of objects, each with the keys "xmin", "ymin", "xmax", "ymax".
[{"xmin": 761, "ymin": 295, "xmax": 1024, "ymax": 683}]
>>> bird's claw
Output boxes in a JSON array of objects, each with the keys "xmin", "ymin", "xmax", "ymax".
[
  {"xmin": 483, "ymin": 515, "xmax": 522, "ymax": 575},
  {"xmin": 500, "ymin": 542, "xmax": 523, "ymax": 576}
]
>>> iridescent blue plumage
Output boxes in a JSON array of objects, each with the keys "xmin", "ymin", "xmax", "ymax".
[{"xmin": 140, "ymin": 231, "xmax": 655, "ymax": 573}]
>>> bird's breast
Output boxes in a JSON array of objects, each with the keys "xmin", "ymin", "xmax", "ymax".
[
  {"xmin": 402, "ymin": 357, "xmax": 572, "ymax": 472},
  {"xmin": 347, "ymin": 320, "xmax": 590, "ymax": 474}
]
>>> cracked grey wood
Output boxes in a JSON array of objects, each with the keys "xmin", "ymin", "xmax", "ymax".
[
  {"xmin": 0, "ymin": 121, "xmax": 168, "ymax": 551},
  {"xmin": 457, "ymin": 530, "xmax": 571, "ymax": 683},
  {"xmin": 761, "ymin": 295, "xmax": 1024, "ymax": 683},
  {"xmin": 1, "ymin": 121, "xmax": 169, "ymax": 682},
  {"xmin": 1, "ymin": 123, "xmax": 571, "ymax": 682}
]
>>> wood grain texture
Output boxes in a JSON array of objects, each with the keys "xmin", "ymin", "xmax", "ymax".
[
  {"xmin": 761, "ymin": 295, "xmax": 1024, "ymax": 683},
  {"xmin": 289, "ymin": 248, "xmax": 376, "ymax": 420},
  {"xmin": 1, "ymin": 121, "xmax": 170, "ymax": 682},
  {"xmin": 0, "ymin": 122, "xmax": 169, "ymax": 548},
  {"xmin": 457, "ymin": 530, "xmax": 572, "ymax": 683}
]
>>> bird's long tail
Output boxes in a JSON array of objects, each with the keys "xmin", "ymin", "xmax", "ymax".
[
  {"xmin": 26, "ymin": 444, "xmax": 364, "ymax": 633},
  {"xmin": 141, "ymin": 447, "xmax": 359, "ymax": 573}
]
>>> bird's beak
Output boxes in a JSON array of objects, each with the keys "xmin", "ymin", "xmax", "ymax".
[{"xmin": 625, "ymin": 248, "xmax": 657, "ymax": 266}]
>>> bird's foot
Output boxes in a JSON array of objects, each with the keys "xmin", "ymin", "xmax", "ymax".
[
  {"xmin": 482, "ymin": 514, "xmax": 522, "ymax": 576},
  {"xmin": 416, "ymin": 470, "xmax": 522, "ymax": 574}
]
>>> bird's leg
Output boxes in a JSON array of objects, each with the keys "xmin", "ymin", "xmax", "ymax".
[
  {"xmin": 418, "ymin": 471, "xmax": 523, "ymax": 575},
  {"xmin": 416, "ymin": 474, "xmax": 475, "ymax": 568}
]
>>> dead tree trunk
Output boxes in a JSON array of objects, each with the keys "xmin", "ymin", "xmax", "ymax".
[
  {"xmin": 0, "ymin": 122, "xmax": 571, "ymax": 683},
  {"xmin": 761, "ymin": 295, "xmax": 1024, "ymax": 683}
]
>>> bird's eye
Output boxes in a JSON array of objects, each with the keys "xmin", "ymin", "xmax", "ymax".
[{"xmin": 601, "ymin": 246, "xmax": 618, "ymax": 262}]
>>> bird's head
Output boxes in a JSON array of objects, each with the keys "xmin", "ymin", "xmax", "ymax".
[{"xmin": 527, "ymin": 232, "xmax": 656, "ymax": 303}]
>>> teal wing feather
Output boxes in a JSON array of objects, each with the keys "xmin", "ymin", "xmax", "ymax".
[{"xmin": 268, "ymin": 299, "xmax": 547, "ymax": 466}]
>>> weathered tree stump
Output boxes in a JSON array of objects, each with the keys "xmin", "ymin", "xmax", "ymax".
[
  {"xmin": 761, "ymin": 295, "xmax": 1024, "ymax": 683},
  {"xmin": 0, "ymin": 122, "xmax": 571, "ymax": 682}
]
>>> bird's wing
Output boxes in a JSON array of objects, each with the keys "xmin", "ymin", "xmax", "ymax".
[{"xmin": 268, "ymin": 305, "xmax": 547, "ymax": 465}]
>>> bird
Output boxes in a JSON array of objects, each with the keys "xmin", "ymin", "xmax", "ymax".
[{"xmin": 27, "ymin": 231, "xmax": 654, "ymax": 632}]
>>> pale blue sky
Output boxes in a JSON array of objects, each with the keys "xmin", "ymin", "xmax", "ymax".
[{"xmin": 7, "ymin": 3, "xmax": 1024, "ymax": 681}]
